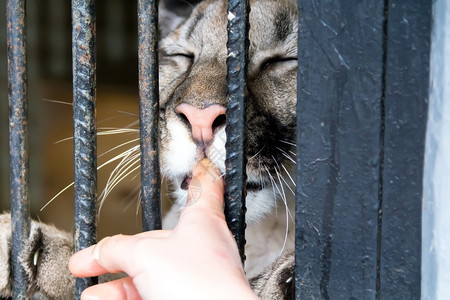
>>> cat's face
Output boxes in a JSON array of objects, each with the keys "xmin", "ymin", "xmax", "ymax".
[{"xmin": 159, "ymin": 0, "xmax": 298, "ymax": 222}]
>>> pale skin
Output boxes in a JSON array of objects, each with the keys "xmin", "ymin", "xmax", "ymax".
[{"xmin": 69, "ymin": 159, "xmax": 258, "ymax": 300}]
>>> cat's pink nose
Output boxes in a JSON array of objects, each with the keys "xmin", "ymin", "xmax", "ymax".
[{"xmin": 175, "ymin": 103, "xmax": 226, "ymax": 145}]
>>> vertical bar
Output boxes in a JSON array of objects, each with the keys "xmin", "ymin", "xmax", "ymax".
[
  {"xmin": 379, "ymin": 1, "xmax": 431, "ymax": 298},
  {"xmin": 7, "ymin": 0, "xmax": 30, "ymax": 298},
  {"xmin": 138, "ymin": 0, "xmax": 161, "ymax": 231},
  {"xmin": 224, "ymin": 0, "xmax": 249, "ymax": 264},
  {"xmin": 72, "ymin": 0, "xmax": 98, "ymax": 298},
  {"xmin": 295, "ymin": 1, "xmax": 384, "ymax": 298}
]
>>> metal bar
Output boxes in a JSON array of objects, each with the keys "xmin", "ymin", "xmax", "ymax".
[
  {"xmin": 379, "ymin": 1, "xmax": 431, "ymax": 297},
  {"xmin": 295, "ymin": 0, "xmax": 384, "ymax": 298},
  {"xmin": 224, "ymin": 0, "xmax": 249, "ymax": 264},
  {"xmin": 72, "ymin": 0, "xmax": 98, "ymax": 297},
  {"xmin": 7, "ymin": 0, "xmax": 30, "ymax": 298},
  {"xmin": 138, "ymin": 0, "xmax": 161, "ymax": 232}
]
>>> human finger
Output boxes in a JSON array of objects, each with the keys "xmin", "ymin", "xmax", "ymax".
[
  {"xmin": 69, "ymin": 236, "xmax": 127, "ymax": 277},
  {"xmin": 70, "ymin": 230, "xmax": 170, "ymax": 277},
  {"xmin": 81, "ymin": 277, "xmax": 142, "ymax": 300},
  {"xmin": 187, "ymin": 158, "xmax": 224, "ymax": 211}
]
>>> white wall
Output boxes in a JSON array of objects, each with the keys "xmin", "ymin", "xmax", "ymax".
[{"xmin": 422, "ymin": 0, "xmax": 450, "ymax": 298}]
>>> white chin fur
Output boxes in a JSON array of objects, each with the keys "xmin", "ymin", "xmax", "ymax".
[{"xmin": 162, "ymin": 121, "xmax": 197, "ymax": 178}]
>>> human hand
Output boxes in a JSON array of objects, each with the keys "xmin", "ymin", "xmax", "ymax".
[{"xmin": 69, "ymin": 159, "xmax": 257, "ymax": 300}]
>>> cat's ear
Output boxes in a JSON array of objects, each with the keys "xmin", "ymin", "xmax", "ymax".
[{"xmin": 159, "ymin": 0, "xmax": 202, "ymax": 38}]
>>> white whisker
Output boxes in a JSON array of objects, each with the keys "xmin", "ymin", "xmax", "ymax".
[
  {"xmin": 263, "ymin": 165, "xmax": 280, "ymax": 212},
  {"xmin": 281, "ymin": 163, "xmax": 296, "ymax": 188},
  {"xmin": 40, "ymin": 182, "xmax": 74, "ymax": 211},
  {"xmin": 272, "ymin": 156, "xmax": 293, "ymax": 255},
  {"xmin": 98, "ymin": 138, "xmax": 140, "ymax": 159},
  {"xmin": 280, "ymin": 140, "xmax": 296, "ymax": 147},
  {"xmin": 99, "ymin": 164, "xmax": 141, "ymax": 214},
  {"xmin": 276, "ymin": 147, "xmax": 296, "ymax": 164},
  {"xmin": 101, "ymin": 152, "xmax": 140, "ymax": 195},
  {"xmin": 98, "ymin": 149, "xmax": 141, "ymax": 206},
  {"xmin": 110, "ymin": 110, "xmax": 139, "ymax": 117},
  {"xmin": 54, "ymin": 136, "xmax": 73, "ymax": 144},
  {"xmin": 249, "ymin": 146, "xmax": 265, "ymax": 161},
  {"xmin": 42, "ymin": 98, "xmax": 72, "ymax": 106},
  {"xmin": 121, "ymin": 185, "xmax": 142, "ymax": 212},
  {"xmin": 97, "ymin": 145, "xmax": 140, "ymax": 171},
  {"xmin": 98, "ymin": 128, "xmax": 139, "ymax": 135}
]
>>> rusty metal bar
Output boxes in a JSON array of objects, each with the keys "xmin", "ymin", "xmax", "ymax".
[
  {"xmin": 138, "ymin": 0, "xmax": 161, "ymax": 231},
  {"xmin": 7, "ymin": 0, "xmax": 31, "ymax": 298},
  {"xmin": 72, "ymin": 0, "xmax": 98, "ymax": 297},
  {"xmin": 224, "ymin": 0, "xmax": 249, "ymax": 264}
]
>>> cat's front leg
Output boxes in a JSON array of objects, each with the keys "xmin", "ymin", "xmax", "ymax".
[{"xmin": 0, "ymin": 213, "xmax": 75, "ymax": 299}]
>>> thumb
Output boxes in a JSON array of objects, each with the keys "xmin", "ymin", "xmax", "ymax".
[{"xmin": 186, "ymin": 159, "xmax": 224, "ymax": 212}]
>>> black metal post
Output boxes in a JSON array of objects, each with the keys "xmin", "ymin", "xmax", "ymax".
[
  {"xmin": 378, "ymin": 1, "xmax": 431, "ymax": 297},
  {"xmin": 295, "ymin": 1, "xmax": 384, "ymax": 298},
  {"xmin": 138, "ymin": 0, "xmax": 161, "ymax": 232},
  {"xmin": 72, "ymin": 0, "xmax": 98, "ymax": 298},
  {"xmin": 224, "ymin": 0, "xmax": 249, "ymax": 264},
  {"xmin": 7, "ymin": 0, "xmax": 30, "ymax": 298}
]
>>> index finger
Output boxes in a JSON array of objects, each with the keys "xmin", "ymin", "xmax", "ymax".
[
  {"xmin": 69, "ymin": 230, "xmax": 169, "ymax": 278},
  {"xmin": 187, "ymin": 159, "xmax": 224, "ymax": 212},
  {"xmin": 69, "ymin": 236, "xmax": 127, "ymax": 277}
]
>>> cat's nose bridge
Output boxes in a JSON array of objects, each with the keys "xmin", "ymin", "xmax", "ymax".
[{"xmin": 175, "ymin": 103, "xmax": 226, "ymax": 145}]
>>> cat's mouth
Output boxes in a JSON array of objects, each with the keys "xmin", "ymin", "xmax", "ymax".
[
  {"xmin": 180, "ymin": 175, "xmax": 265, "ymax": 192},
  {"xmin": 180, "ymin": 176, "xmax": 192, "ymax": 190}
]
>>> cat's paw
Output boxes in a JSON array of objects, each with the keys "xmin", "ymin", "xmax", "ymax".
[
  {"xmin": 0, "ymin": 213, "xmax": 75, "ymax": 299},
  {"xmin": 250, "ymin": 251, "xmax": 295, "ymax": 300}
]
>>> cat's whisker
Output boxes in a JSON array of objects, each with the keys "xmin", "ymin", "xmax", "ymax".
[
  {"xmin": 99, "ymin": 150, "xmax": 141, "ymax": 202},
  {"xmin": 257, "ymin": 156, "xmax": 267, "ymax": 189},
  {"xmin": 54, "ymin": 136, "xmax": 73, "ymax": 144},
  {"xmin": 281, "ymin": 163, "xmax": 296, "ymax": 188},
  {"xmin": 101, "ymin": 152, "xmax": 141, "ymax": 198},
  {"xmin": 272, "ymin": 159, "xmax": 292, "ymax": 201},
  {"xmin": 216, "ymin": 172, "xmax": 226, "ymax": 180},
  {"xmin": 276, "ymin": 147, "xmax": 296, "ymax": 165},
  {"xmin": 97, "ymin": 145, "xmax": 140, "ymax": 171},
  {"xmin": 42, "ymin": 98, "xmax": 72, "ymax": 106},
  {"xmin": 280, "ymin": 140, "xmax": 296, "ymax": 147},
  {"xmin": 53, "ymin": 128, "xmax": 138, "ymax": 145},
  {"xmin": 263, "ymin": 165, "xmax": 280, "ymax": 214},
  {"xmin": 121, "ymin": 185, "xmax": 141, "ymax": 212},
  {"xmin": 110, "ymin": 110, "xmax": 139, "ymax": 117},
  {"xmin": 278, "ymin": 171, "xmax": 295, "ymax": 196},
  {"xmin": 98, "ymin": 138, "xmax": 140, "ymax": 159},
  {"xmin": 99, "ymin": 164, "xmax": 140, "ymax": 214},
  {"xmin": 273, "ymin": 166, "xmax": 290, "ymax": 256},
  {"xmin": 98, "ymin": 128, "xmax": 139, "ymax": 135},
  {"xmin": 97, "ymin": 114, "xmax": 139, "ymax": 126},
  {"xmin": 43, "ymin": 144, "xmax": 140, "ymax": 211},
  {"xmin": 249, "ymin": 146, "xmax": 265, "ymax": 161},
  {"xmin": 136, "ymin": 190, "xmax": 142, "ymax": 217},
  {"xmin": 272, "ymin": 156, "xmax": 295, "ymax": 253},
  {"xmin": 40, "ymin": 182, "xmax": 74, "ymax": 211}
]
